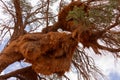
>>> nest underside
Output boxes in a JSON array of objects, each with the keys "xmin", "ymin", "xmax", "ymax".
[{"xmin": 17, "ymin": 32, "xmax": 78, "ymax": 75}]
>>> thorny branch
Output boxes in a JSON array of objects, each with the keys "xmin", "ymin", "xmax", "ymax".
[
  {"xmin": 0, "ymin": 0, "xmax": 15, "ymax": 21},
  {"xmin": 72, "ymin": 48, "xmax": 106, "ymax": 80},
  {"xmin": 24, "ymin": 3, "xmax": 47, "ymax": 26}
]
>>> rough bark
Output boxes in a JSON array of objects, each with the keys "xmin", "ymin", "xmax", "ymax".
[
  {"xmin": 11, "ymin": 0, "xmax": 26, "ymax": 41},
  {"xmin": 0, "ymin": 66, "xmax": 38, "ymax": 80}
]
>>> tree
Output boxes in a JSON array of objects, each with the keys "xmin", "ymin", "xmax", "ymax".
[{"xmin": 0, "ymin": 0, "xmax": 120, "ymax": 80}]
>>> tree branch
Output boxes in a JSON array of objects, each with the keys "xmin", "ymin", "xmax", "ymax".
[
  {"xmin": 0, "ymin": 66, "xmax": 38, "ymax": 80},
  {"xmin": 46, "ymin": 0, "xmax": 50, "ymax": 27},
  {"xmin": 0, "ymin": 0, "xmax": 15, "ymax": 21},
  {"xmin": 23, "ymin": 3, "xmax": 47, "ymax": 27},
  {"xmin": 97, "ymin": 44, "xmax": 120, "ymax": 53},
  {"xmin": 0, "ymin": 52, "xmax": 23, "ymax": 73},
  {"xmin": 13, "ymin": 0, "xmax": 24, "ymax": 32}
]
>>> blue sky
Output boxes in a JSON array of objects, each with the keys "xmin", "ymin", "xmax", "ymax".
[{"xmin": 109, "ymin": 72, "xmax": 120, "ymax": 80}]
